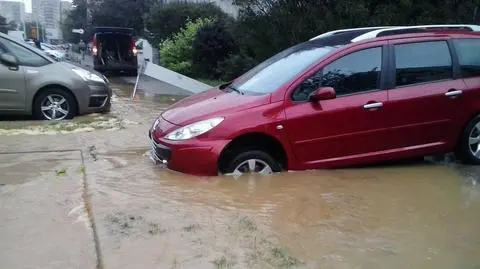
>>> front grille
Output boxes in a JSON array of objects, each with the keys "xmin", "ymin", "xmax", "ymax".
[{"xmin": 151, "ymin": 140, "xmax": 172, "ymax": 163}]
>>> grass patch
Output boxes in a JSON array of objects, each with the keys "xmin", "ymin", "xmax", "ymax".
[
  {"xmin": 106, "ymin": 212, "xmax": 166, "ymax": 237},
  {"xmin": 77, "ymin": 165, "xmax": 86, "ymax": 175},
  {"xmin": 238, "ymin": 216, "xmax": 257, "ymax": 232},
  {"xmin": 268, "ymin": 247, "xmax": 301, "ymax": 268},
  {"xmin": 55, "ymin": 168, "xmax": 67, "ymax": 176},
  {"xmin": 183, "ymin": 223, "xmax": 201, "ymax": 232},
  {"xmin": 212, "ymin": 256, "xmax": 235, "ymax": 269}
]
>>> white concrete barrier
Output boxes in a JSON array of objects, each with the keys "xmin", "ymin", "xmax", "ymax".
[{"xmin": 143, "ymin": 62, "xmax": 212, "ymax": 94}]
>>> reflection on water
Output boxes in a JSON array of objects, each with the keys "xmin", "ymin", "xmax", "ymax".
[{"xmin": 90, "ymin": 149, "xmax": 480, "ymax": 269}]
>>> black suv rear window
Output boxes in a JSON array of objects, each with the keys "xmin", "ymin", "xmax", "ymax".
[{"xmin": 453, "ymin": 39, "xmax": 480, "ymax": 78}]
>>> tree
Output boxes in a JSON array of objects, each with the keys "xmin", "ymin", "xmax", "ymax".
[
  {"xmin": 159, "ymin": 18, "xmax": 213, "ymax": 76},
  {"xmin": 0, "ymin": 15, "xmax": 8, "ymax": 34},
  {"xmin": 192, "ymin": 21, "xmax": 238, "ymax": 78},
  {"xmin": 61, "ymin": 0, "xmax": 90, "ymax": 43},
  {"xmin": 89, "ymin": 0, "xmax": 153, "ymax": 37},
  {"xmin": 145, "ymin": 2, "xmax": 230, "ymax": 45},
  {"xmin": 233, "ymin": 0, "xmax": 480, "ymax": 62},
  {"xmin": 8, "ymin": 20, "xmax": 17, "ymax": 31}
]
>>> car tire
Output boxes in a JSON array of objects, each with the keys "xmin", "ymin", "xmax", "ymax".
[
  {"xmin": 456, "ymin": 115, "xmax": 480, "ymax": 165},
  {"xmin": 33, "ymin": 88, "xmax": 77, "ymax": 120},
  {"xmin": 224, "ymin": 150, "xmax": 281, "ymax": 176}
]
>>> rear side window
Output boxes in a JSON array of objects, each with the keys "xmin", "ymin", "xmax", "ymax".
[
  {"xmin": 394, "ymin": 41, "xmax": 452, "ymax": 87},
  {"xmin": 453, "ymin": 39, "xmax": 480, "ymax": 78},
  {"xmin": 0, "ymin": 37, "xmax": 50, "ymax": 67}
]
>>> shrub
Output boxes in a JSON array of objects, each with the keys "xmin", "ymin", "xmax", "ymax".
[
  {"xmin": 192, "ymin": 21, "xmax": 238, "ymax": 79},
  {"xmin": 146, "ymin": 2, "xmax": 230, "ymax": 45},
  {"xmin": 159, "ymin": 18, "xmax": 213, "ymax": 76},
  {"xmin": 216, "ymin": 53, "xmax": 258, "ymax": 81}
]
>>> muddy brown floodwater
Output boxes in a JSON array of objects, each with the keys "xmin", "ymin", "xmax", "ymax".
[
  {"xmin": 87, "ymin": 148, "xmax": 480, "ymax": 269},
  {"xmin": 1, "ymin": 78, "xmax": 479, "ymax": 269}
]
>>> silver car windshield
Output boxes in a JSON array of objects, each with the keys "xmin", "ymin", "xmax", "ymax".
[{"xmin": 231, "ymin": 44, "xmax": 339, "ymax": 95}]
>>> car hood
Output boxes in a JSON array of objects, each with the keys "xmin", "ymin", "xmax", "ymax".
[{"xmin": 161, "ymin": 88, "xmax": 270, "ymax": 126}]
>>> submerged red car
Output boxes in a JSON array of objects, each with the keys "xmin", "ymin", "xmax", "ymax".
[{"xmin": 149, "ymin": 30, "xmax": 480, "ymax": 176}]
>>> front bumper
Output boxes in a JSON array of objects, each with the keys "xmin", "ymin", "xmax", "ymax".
[
  {"xmin": 149, "ymin": 128, "xmax": 228, "ymax": 176},
  {"xmin": 79, "ymin": 84, "xmax": 112, "ymax": 114}
]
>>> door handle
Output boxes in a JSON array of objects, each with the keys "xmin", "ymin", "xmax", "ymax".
[
  {"xmin": 445, "ymin": 89, "xmax": 463, "ymax": 98},
  {"xmin": 363, "ymin": 102, "xmax": 383, "ymax": 110}
]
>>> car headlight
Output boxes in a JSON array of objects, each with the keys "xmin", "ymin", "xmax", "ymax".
[
  {"xmin": 72, "ymin": 68, "xmax": 105, "ymax": 83},
  {"xmin": 165, "ymin": 117, "xmax": 224, "ymax": 141}
]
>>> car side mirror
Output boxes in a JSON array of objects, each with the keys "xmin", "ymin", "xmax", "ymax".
[
  {"xmin": 0, "ymin": 53, "xmax": 18, "ymax": 67},
  {"xmin": 309, "ymin": 87, "xmax": 336, "ymax": 101}
]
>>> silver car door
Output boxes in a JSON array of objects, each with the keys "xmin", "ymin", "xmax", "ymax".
[{"xmin": 0, "ymin": 42, "xmax": 26, "ymax": 111}]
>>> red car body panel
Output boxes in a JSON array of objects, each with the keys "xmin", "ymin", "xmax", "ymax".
[
  {"xmin": 162, "ymin": 88, "xmax": 270, "ymax": 126},
  {"xmin": 150, "ymin": 32, "xmax": 480, "ymax": 176}
]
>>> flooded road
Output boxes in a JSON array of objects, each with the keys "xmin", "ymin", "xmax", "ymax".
[
  {"xmin": 87, "ymin": 149, "xmax": 480, "ymax": 269},
  {"xmin": 1, "ymin": 77, "xmax": 479, "ymax": 269}
]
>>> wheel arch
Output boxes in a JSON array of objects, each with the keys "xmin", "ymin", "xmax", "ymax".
[{"xmin": 218, "ymin": 132, "xmax": 288, "ymax": 173}]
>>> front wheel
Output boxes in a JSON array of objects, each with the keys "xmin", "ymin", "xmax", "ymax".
[
  {"xmin": 456, "ymin": 115, "xmax": 480, "ymax": 165},
  {"xmin": 224, "ymin": 150, "xmax": 281, "ymax": 176},
  {"xmin": 33, "ymin": 88, "xmax": 77, "ymax": 120}
]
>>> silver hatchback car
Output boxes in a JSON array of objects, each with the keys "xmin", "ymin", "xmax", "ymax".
[{"xmin": 0, "ymin": 33, "xmax": 111, "ymax": 120}]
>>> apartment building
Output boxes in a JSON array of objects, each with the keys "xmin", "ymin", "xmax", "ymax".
[
  {"xmin": 60, "ymin": 0, "xmax": 71, "ymax": 20},
  {"xmin": 0, "ymin": 0, "xmax": 25, "ymax": 27},
  {"xmin": 32, "ymin": 0, "xmax": 61, "ymax": 39}
]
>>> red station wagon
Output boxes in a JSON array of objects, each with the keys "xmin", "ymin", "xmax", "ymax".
[{"xmin": 149, "ymin": 29, "xmax": 480, "ymax": 176}]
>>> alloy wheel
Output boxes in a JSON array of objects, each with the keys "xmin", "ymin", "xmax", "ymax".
[
  {"xmin": 40, "ymin": 94, "xmax": 70, "ymax": 120},
  {"xmin": 232, "ymin": 159, "xmax": 273, "ymax": 176},
  {"xmin": 469, "ymin": 122, "xmax": 480, "ymax": 159}
]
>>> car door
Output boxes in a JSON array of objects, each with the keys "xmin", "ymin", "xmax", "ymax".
[
  {"xmin": 0, "ymin": 36, "xmax": 52, "ymax": 112},
  {"xmin": 452, "ymin": 38, "xmax": 480, "ymax": 130},
  {"xmin": 0, "ymin": 38, "xmax": 26, "ymax": 110},
  {"xmin": 386, "ymin": 39, "xmax": 467, "ymax": 152},
  {"xmin": 284, "ymin": 45, "xmax": 391, "ymax": 167}
]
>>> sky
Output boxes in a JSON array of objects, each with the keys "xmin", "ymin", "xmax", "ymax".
[{"xmin": 25, "ymin": 0, "xmax": 31, "ymax": 12}]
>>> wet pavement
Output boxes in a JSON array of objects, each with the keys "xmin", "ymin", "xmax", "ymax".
[{"xmin": 0, "ymin": 78, "xmax": 479, "ymax": 269}]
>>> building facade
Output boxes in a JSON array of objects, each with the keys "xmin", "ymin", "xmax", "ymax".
[
  {"xmin": 0, "ymin": 0, "xmax": 25, "ymax": 27},
  {"xmin": 60, "ymin": 0, "xmax": 71, "ymax": 20},
  {"xmin": 25, "ymin": 12, "xmax": 33, "ymax": 22},
  {"xmin": 32, "ymin": 0, "xmax": 61, "ymax": 40}
]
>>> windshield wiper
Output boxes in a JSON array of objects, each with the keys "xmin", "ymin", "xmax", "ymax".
[{"xmin": 227, "ymin": 85, "xmax": 244, "ymax": 95}]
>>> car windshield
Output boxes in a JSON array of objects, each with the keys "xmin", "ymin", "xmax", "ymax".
[{"xmin": 230, "ymin": 43, "xmax": 338, "ymax": 95}]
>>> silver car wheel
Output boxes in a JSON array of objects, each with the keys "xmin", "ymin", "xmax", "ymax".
[
  {"xmin": 232, "ymin": 159, "xmax": 273, "ymax": 176},
  {"xmin": 469, "ymin": 122, "xmax": 480, "ymax": 158},
  {"xmin": 41, "ymin": 94, "xmax": 70, "ymax": 120}
]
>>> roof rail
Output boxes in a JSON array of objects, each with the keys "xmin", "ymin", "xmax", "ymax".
[
  {"xmin": 351, "ymin": 24, "xmax": 480, "ymax": 42},
  {"xmin": 309, "ymin": 26, "xmax": 395, "ymax": 40}
]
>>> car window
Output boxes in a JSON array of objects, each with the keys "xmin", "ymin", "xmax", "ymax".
[
  {"xmin": 453, "ymin": 39, "xmax": 480, "ymax": 78},
  {"xmin": 0, "ymin": 37, "xmax": 50, "ymax": 67},
  {"xmin": 292, "ymin": 47, "xmax": 382, "ymax": 101},
  {"xmin": 230, "ymin": 43, "xmax": 337, "ymax": 95},
  {"xmin": 394, "ymin": 41, "xmax": 452, "ymax": 87}
]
